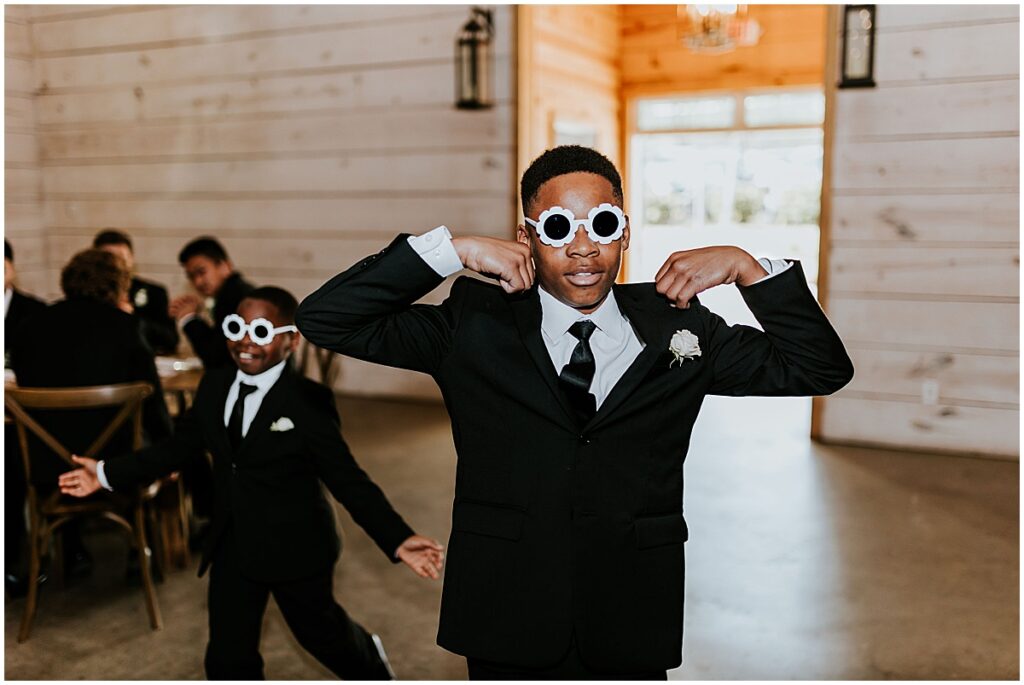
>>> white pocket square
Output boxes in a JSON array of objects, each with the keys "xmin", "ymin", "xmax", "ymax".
[{"xmin": 269, "ymin": 417, "xmax": 295, "ymax": 432}]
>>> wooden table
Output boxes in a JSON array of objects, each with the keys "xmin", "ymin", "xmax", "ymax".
[{"xmin": 156, "ymin": 356, "xmax": 203, "ymax": 417}]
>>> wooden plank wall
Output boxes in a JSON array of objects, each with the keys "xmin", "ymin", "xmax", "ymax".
[
  {"xmin": 5, "ymin": 5, "xmax": 50, "ymax": 297},
  {"xmin": 15, "ymin": 4, "xmax": 516, "ymax": 398},
  {"xmin": 620, "ymin": 4, "xmax": 827, "ymax": 99},
  {"xmin": 820, "ymin": 5, "xmax": 1020, "ymax": 458},
  {"xmin": 517, "ymin": 4, "xmax": 621, "ymax": 181}
]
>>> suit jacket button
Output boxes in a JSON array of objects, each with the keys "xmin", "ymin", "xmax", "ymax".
[{"xmin": 578, "ymin": 434, "xmax": 591, "ymax": 445}]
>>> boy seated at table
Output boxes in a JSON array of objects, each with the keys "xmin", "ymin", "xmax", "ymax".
[{"xmin": 59, "ymin": 286, "xmax": 443, "ymax": 680}]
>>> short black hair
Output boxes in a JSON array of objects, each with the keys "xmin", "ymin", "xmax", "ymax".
[
  {"xmin": 178, "ymin": 236, "xmax": 229, "ymax": 265},
  {"xmin": 243, "ymin": 286, "xmax": 298, "ymax": 324},
  {"xmin": 520, "ymin": 145, "xmax": 623, "ymax": 216},
  {"xmin": 4, "ymin": 239, "xmax": 12, "ymax": 263},
  {"xmin": 93, "ymin": 229, "xmax": 133, "ymax": 251}
]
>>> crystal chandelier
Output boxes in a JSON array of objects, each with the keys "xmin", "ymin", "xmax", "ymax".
[{"xmin": 677, "ymin": 4, "xmax": 761, "ymax": 54}]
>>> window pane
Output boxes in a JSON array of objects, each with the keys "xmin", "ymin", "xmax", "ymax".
[
  {"xmin": 743, "ymin": 91, "xmax": 825, "ymax": 127},
  {"xmin": 636, "ymin": 95, "xmax": 736, "ymax": 131},
  {"xmin": 633, "ymin": 128, "xmax": 823, "ymax": 229}
]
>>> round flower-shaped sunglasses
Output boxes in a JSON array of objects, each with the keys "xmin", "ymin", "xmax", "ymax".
[
  {"xmin": 525, "ymin": 203, "xmax": 626, "ymax": 248},
  {"xmin": 222, "ymin": 313, "xmax": 297, "ymax": 346}
]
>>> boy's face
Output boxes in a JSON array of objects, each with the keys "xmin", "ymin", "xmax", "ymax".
[
  {"xmin": 183, "ymin": 255, "xmax": 233, "ymax": 298},
  {"xmin": 227, "ymin": 298, "xmax": 298, "ymax": 376},
  {"xmin": 517, "ymin": 171, "xmax": 629, "ymax": 314}
]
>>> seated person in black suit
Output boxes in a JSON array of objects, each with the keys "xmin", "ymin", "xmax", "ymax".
[
  {"xmin": 93, "ymin": 229, "xmax": 180, "ymax": 355},
  {"xmin": 10, "ymin": 248, "xmax": 173, "ymax": 584},
  {"xmin": 5, "ymin": 239, "xmax": 47, "ymax": 365},
  {"xmin": 169, "ymin": 237, "xmax": 255, "ymax": 369},
  {"xmin": 60, "ymin": 286, "xmax": 443, "ymax": 680},
  {"xmin": 4, "ymin": 239, "xmax": 48, "ymax": 595}
]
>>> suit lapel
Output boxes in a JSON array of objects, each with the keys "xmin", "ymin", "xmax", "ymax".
[
  {"xmin": 509, "ymin": 289, "xmax": 578, "ymax": 429},
  {"xmin": 235, "ymin": 364, "xmax": 293, "ymax": 459},
  {"xmin": 585, "ymin": 286, "xmax": 696, "ymax": 431},
  {"xmin": 210, "ymin": 370, "xmax": 236, "ymax": 458}
]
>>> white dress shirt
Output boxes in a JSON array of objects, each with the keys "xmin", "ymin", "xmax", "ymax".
[
  {"xmin": 408, "ymin": 226, "xmax": 793, "ymax": 408},
  {"xmin": 96, "ymin": 359, "xmax": 289, "ymax": 490},
  {"xmin": 4, "ymin": 287, "xmax": 12, "ymax": 318},
  {"xmin": 538, "ymin": 286, "xmax": 642, "ymax": 408},
  {"xmin": 221, "ymin": 358, "xmax": 288, "ymax": 438}
]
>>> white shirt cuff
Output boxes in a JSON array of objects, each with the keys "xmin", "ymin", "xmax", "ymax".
[
  {"xmin": 407, "ymin": 226, "xmax": 463, "ymax": 278},
  {"xmin": 752, "ymin": 258, "xmax": 793, "ymax": 284},
  {"xmin": 178, "ymin": 312, "xmax": 198, "ymax": 327},
  {"xmin": 96, "ymin": 460, "xmax": 114, "ymax": 491}
]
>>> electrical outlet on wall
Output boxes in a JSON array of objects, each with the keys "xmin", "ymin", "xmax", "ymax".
[{"xmin": 921, "ymin": 379, "xmax": 940, "ymax": 405}]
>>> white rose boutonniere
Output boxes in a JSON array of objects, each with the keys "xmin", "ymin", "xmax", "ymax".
[
  {"xmin": 134, "ymin": 287, "xmax": 148, "ymax": 307},
  {"xmin": 269, "ymin": 417, "xmax": 295, "ymax": 432},
  {"xmin": 668, "ymin": 329, "xmax": 701, "ymax": 367}
]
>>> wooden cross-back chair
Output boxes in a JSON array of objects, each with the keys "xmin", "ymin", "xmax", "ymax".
[
  {"xmin": 296, "ymin": 335, "xmax": 339, "ymax": 387},
  {"xmin": 4, "ymin": 382, "xmax": 164, "ymax": 642}
]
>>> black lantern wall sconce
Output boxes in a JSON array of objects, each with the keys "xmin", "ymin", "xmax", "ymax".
[
  {"xmin": 455, "ymin": 6, "xmax": 494, "ymax": 109},
  {"xmin": 839, "ymin": 4, "xmax": 876, "ymax": 88}
]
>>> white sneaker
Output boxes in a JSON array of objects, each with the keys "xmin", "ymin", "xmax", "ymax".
[{"xmin": 371, "ymin": 633, "xmax": 396, "ymax": 680}]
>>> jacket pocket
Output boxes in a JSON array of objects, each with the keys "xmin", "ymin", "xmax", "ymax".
[
  {"xmin": 634, "ymin": 512, "xmax": 688, "ymax": 550},
  {"xmin": 452, "ymin": 500, "xmax": 525, "ymax": 541}
]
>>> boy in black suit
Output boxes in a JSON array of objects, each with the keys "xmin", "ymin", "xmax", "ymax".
[
  {"xmin": 170, "ymin": 237, "xmax": 255, "ymax": 369},
  {"xmin": 60, "ymin": 286, "xmax": 444, "ymax": 680},
  {"xmin": 93, "ymin": 229, "xmax": 180, "ymax": 355},
  {"xmin": 296, "ymin": 146, "xmax": 853, "ymax": 679}
]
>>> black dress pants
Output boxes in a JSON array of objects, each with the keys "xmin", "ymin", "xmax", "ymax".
[
  {"xmin": 466, "ymin": 634, "xmax": 668, "ymax": 681},
  {"xmin": 204, "ymin": 528, "xmax": 386, "ymax": 680}
]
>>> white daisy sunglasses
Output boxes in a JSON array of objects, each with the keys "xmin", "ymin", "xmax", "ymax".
[
  {"xmin": 222, "ymin": 314, "xmax": 298, "ymax": 346},
  {"xmin": 524, "ymin": 203, "xmax": 627, "ymax": 248}
]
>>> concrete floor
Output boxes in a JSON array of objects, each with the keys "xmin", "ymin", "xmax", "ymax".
[{"xmin": 4, "ymin": 395, "xmax": 1018, "ymax": 679}]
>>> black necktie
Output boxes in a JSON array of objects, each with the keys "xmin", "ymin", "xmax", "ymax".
[
  {"xmin": 559, "ymin": 320, "xmax": 598, "ymax": 425},
  {"xmin": 228, "ymin": 382, "xmax": 258, "ymax": 451}
]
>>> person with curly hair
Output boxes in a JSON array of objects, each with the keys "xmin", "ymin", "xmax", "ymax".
[{"xmin": 9, "ymin": 249, "xmax": 173, "ymax": 583}]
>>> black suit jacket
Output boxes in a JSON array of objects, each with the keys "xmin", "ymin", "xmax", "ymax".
[
  {"xmin": 103, "ymin": 363, "xmax": 415, "ymax": 582},
  {"xmin": 182, "ymin": 272, "xmax": 255, "ymax": 369},
  {"xmin": 10, "ymin": 298, "xmax": 173, "ymax": 489},
  {"xmin": 130, "ymin": 276, "xmax": 179, "ymax": 355},
  {"xmin": 5, "ymin": 288, "xmax": 47, "ymax": 360},
  {"xmin": 296, "ymin": 236, "xmax": 854, "ymax": 673}
]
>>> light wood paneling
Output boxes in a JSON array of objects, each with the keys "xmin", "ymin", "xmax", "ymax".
[
  {"xmin": 15, "ymin": 4, "xmax": 516, "ymax": 399},
  {"xmin": 836, "ymin": 80, "xmax": 1019, "ymax": 139},
  {"xmin": 41, "ymin": 152, "xmax": 513, "ymax": 195},
  {"xmin": 819, "ymin": 6, "xmax": 1019, "ymax": 458},
  {"xmin": 875, "ymin": 4, "xmax": 1019, "ymax": 30},
  {"xmin": 34, "ymin": 13, "xmax": 510, "ymax": 91},
  {"xmin": 830, "ymin": 194, "xmax": 1019, "ymax": 245},
  {"xmin": 30, "ymin": 5, "xmax": 466, "ymax": 54},
  {"xmin": 38, "ymin": 105, "xmax": 514, "ymax": 161},
  {"xmin": 34, "ymin": 58, "xmax": 513, "ymax": 125},
  {"xmin": 829, "ymin": 299, "xmax": 1017, "ymax": 353},
  {"xmin": 45, "ymin": 197, "xmax": 508, "ymax": 235},
  {"xmin": 5, "ymin": 7, "xmax": 48, "ymax": 297},
  {"xmin": 873, "ymin": 22, "xmax": 1019, "ymax": 84},
  {"xmin": 820, "ymin": 397, "xmax": 1018, "ymax": 459},
  {"xmin": 843, "ymin": 348, "xmax": 1018, "ymax": 408},
  {"xmin": 828, "ymin": 246, "xmax": 1018, "ymax": 299},
  {"xmin": 832, "ymin": 137, "xmax": 1018, "ymax": 191}
]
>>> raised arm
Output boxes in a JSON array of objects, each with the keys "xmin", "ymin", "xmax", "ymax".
[
  {"xmin": 296, "ymin": 227, "xmax": 533, "ymax": 376},
  {"xmin": 652, "ymin": 245, "xmax": 852, "ymax": 397},
  {"xmin": 703, "ymin": 260, "xmax": 854, "ymax": 396}
]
